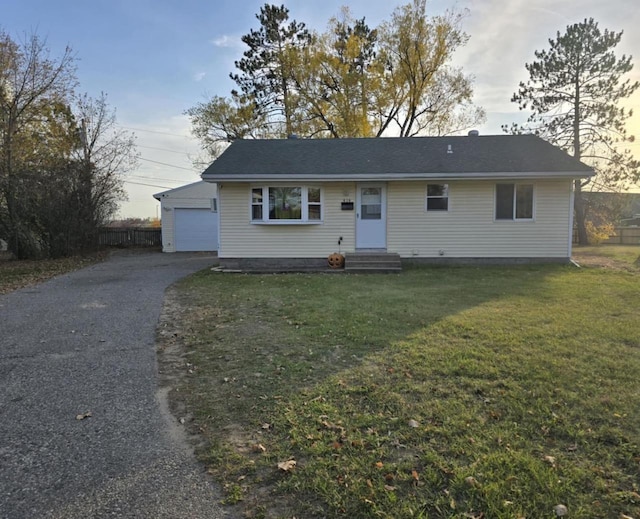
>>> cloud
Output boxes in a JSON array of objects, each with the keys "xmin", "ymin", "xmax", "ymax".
[
  {"xmin": 193, "ymin": 72, "xmax": 206, "ymax": 82},
  {"xmin": 211, "ymin": 35, "xmax": 235, "ymax": 48}
]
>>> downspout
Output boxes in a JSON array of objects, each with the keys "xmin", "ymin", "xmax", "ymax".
[
  {"xmin": 217, "ymin": 184, "xmax": 223, "ymax": 256},
  {"xmin": 568, "ymin": 181, "xmax": 575, "ymax": 259}
]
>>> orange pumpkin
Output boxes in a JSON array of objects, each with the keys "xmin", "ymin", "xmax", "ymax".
[{"xmin": 327, "ymin": 253, "xmax": 345, "ymax": 269}]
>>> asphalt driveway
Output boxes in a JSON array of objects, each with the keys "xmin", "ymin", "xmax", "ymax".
[{"xmin": 0, "ymin": 251, "xmax": 228, "ymax": 518}]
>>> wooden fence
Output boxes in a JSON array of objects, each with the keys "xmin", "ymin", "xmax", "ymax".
[
  {"xmin": 573, "ymin": 227, "xmax": 640, "ymax": 245},
  {"xmin": 603, "ymin": 227, "xmax": 640, "ymax": 245},
  {"xmin": 98, "ymin": 227, "xmax": 161, "ymax": 247}
]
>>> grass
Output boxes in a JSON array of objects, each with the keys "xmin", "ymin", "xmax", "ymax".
[
  {"xmin": 160, "ymin": 247, "xmax": 640, "ymax": 518},
  {"xmin": 0, "ymin": 251, "xmax": 107, "ymax": 294}
]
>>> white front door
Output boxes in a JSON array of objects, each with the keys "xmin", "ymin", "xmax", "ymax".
[{"xmin": 356, "ymin": 184, "xmax": 386, "ymax": 249}]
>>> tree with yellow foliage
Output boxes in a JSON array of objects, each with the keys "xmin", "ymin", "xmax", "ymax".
[
  {"xmin": 376, "ymin": 0, "xmax": 484, "ymax": 136},
  {"xmin": 187, "ymin": 1, "xmax": 484, "ymax": 153}
]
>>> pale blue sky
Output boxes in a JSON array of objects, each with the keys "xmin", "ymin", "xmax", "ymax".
[{"xmin": 4, "ymin": 0, "xmax": 640, "ymax": 217}]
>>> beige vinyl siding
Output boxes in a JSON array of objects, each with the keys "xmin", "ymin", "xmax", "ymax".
[
  {"xmin": 159, "ymin": 182, "xmax": 217, "ymax": 253},
  {"xmin": 387, "ymin": 180, "xmax": 573, "ymax": 258},
  {"xmin": 219, "ymin": 182, "xmax": 355, "ymax": 258}
]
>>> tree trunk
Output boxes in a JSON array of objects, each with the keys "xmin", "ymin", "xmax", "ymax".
[
  {"xmin": 574, "ymin": 180, "xmax": 589, "ymax": 245},
  {"xmin": 572, "ymin": 62, "xmax": 589, "ymax": 246}
]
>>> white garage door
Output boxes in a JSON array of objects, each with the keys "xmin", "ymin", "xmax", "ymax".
[{"xmin": 174, "ymin": 209, "xmax": 218, "ymax": 251}]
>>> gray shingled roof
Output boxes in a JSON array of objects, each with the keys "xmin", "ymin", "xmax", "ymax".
[{"xmin": 201, "ymin": 135, "xmax": 593, "ymax": 181}]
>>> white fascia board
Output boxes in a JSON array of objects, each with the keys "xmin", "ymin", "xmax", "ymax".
[
  {"xmin": 202, "ymin": 170, "xmax": 594, "ymax": 182},
  {"xmin": 153, "ymin": 180, "xmax": 214, "ymax": 199}
]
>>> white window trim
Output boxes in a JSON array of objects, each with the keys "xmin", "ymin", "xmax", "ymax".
[
  {"xmin": 250, "ymin": 185, "xmax": 324, "ymax": 224},
  {"xmin": 494, "ymin": 183, "xmax": 535, "ymax": 222},
  {"xmin": 425, "ymin": 183, "xmax": 450, "ymax": 212}
]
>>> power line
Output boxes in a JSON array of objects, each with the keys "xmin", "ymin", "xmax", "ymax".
[
  {"xmin": 119, "ymin": 125, "xmax": 193, "ymax": 138},
  {"xmin": 137, "ymin": 144, "xmax": 194, "ymax": 155},
  {"xmin": 138, "ymin": 156, "xmax": 198, "ymax": 171},
  {"xmin": 124, "ymin": 179, "xmax": 176, "ymax": 189},
  {"xmin": 129, "ymin": 174, "xmax": 192, "ymax": 183}
]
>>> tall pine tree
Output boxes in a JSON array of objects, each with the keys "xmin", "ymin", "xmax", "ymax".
[
  {"xmin": 508, "ymin": 18, "xmax": 639, "ymax": 244},
  {"xmin": 230, "ymin": 3, "xmax": 310, "ymax": 137}
]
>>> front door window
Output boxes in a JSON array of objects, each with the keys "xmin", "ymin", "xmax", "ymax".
[{"xmin": 360, "ymin": 187, "xmax": 382, "ymax": 220}]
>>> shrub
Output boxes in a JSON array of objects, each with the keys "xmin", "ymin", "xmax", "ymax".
[{"xmin": 586, "ymin": 221, "xmax": 616, "ymax": 244}]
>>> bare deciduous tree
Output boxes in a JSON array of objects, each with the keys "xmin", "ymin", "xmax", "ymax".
[{"xmin": 0, "ymin": 31, "xmax": 136, "ymax": 258}]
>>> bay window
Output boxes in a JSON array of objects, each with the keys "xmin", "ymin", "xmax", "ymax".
[{"xmin": 251, "ymin": 186, "xmax": 322, "ymax": 223}]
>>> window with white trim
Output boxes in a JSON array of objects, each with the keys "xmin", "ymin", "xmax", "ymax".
[
  {"xmin": 251, "ymin": 188, "xmax": 263, "ymax": 220},
  {"xmin": 495, "ymin": 183, "xmax": 534, "ymax": 220},
  {"xmin": 426, "ymin": 184, "xmax": 449, "ymax": 211},
  {"xmin": 307, "ymin": 187, "xmax": 321, "ymax": 220},
  {"xmin": 251, "ymin": 186, "xmax": 322, "ymax": 223}
]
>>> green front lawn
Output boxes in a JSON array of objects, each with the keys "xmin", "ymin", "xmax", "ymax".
[{"xmin": 161, "ymin": 248, "xmax": 640, "ymax": 518}]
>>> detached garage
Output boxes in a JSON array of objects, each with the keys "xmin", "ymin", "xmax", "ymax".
[{"xmin": 153, "ymin": 181, "xmax": 218, "ymax": 252}]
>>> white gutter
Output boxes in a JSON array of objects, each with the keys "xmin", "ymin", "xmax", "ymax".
[{"xmin": 202, "ymin": 170, "xmax": 594, "ymax": 182}]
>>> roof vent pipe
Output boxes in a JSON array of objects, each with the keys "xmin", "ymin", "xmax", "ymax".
[
  {"xmin": 468, "ymin": 130, "xmax": 479, "ymax": 137},
  {"xmin": 447, "ymin": 144, "xmax": 453, "ymax": 154}
]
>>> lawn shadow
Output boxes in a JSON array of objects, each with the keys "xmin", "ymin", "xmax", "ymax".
[
  {"xmin": 169, "ymin": 262, "xmax": 570, "ymax": 426},
  {"xmin": 161, "ymin": 263, "xmax": 585, "ymax": 508}
]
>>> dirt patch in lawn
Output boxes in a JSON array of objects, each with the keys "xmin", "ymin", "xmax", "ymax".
[
  {"xmin": 156, "ymin": 289, "xmax": 193, "ymax": 419},
  {"xmin": 572, "ymin": 247, "xmax": 640, "ymax": 271},
  {"xmin": 156, "ymin": 288, "xmax": 237, "ymax": 456}
]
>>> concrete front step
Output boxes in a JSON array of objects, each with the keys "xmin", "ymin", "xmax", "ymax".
[
  {"xmin": 344, "ymin": 252, "xmax": 402, "ymax": 272},
  {"xmin": 346, "ymin": 261, "xmax": 401, "ymax": 267}
]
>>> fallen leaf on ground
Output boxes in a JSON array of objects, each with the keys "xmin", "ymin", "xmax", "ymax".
[
  {"xmin": 75, "ymin": 411, "xmax": 92, "ymax": 421},
  {"xmin": 384, "ymin": 485, "xmax": 396, "ymax": 491},
  {"xmin": 554, "ymin": 504, "xmax": 568, "ymax": 516},
  {"xmin": 465, "ymin": 476, "xmax": 479, "ymax": 487},
  {"xmin": 321, "ymin": 420, "xmax": 345, "ymax": 434},
  {"xmin": 277, "ymin": 459, "xmax": 296, "ymax": 472},
  {"xmin": 408, "ymin": 419, "xmax": 419, "ymax": 428}
]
